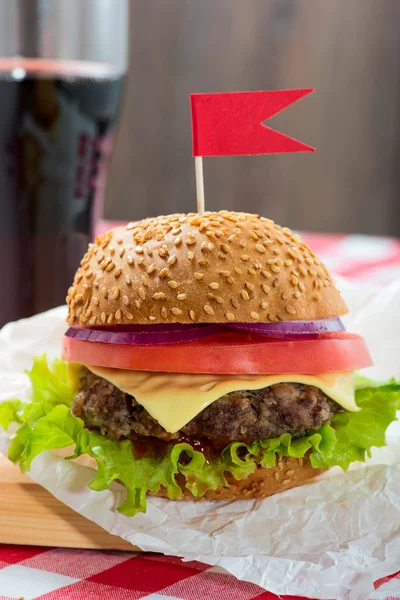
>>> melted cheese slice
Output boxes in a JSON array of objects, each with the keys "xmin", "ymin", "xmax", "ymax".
[{"xmin": 86, "ymin": 366, "xmax": 359, "ymax": 434}]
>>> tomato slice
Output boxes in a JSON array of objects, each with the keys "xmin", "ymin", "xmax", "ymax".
[{"xmin": 62, "ymin": 332, "xmax": 372, "ymax": 375}]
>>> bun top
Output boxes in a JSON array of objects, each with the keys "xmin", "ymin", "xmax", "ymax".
[{"xmin": 66, "ymin": 211, "xmax": 347, "ymax": 326}]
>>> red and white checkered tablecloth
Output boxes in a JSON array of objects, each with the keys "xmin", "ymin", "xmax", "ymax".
[
  {"xmin": 1, "ymin": 225, "xmax": 399, "ymax": 600},
  {"xmin": 0, "ymin": 545, "xmax": 399, "ymax": 600}
]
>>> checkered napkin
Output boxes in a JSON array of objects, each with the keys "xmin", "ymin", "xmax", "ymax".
[{"xmin": 0, "ymin": 545, "xmax": 398, "ymax": 600}]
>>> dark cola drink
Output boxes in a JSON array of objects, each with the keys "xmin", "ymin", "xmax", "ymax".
[{"xmin": 0, "ymin": 61, "xmax": 125, "ymax": 326}]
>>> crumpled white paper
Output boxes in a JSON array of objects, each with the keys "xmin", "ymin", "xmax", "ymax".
[{"xmin": 0, "ymin": 279, "xmax": 400, "ymax": 600}]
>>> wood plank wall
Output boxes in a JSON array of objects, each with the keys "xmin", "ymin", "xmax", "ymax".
[{"xmin": 105, "ymin": 0, "xmax": 400, "ymax": 235}]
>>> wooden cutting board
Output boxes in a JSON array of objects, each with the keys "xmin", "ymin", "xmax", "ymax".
[{"xmin": 0, "ymin": 455, "xmax": 136, "ymax": 551}]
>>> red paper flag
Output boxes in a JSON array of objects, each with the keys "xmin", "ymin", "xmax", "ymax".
[{"xmin": 190, "ymin": 89, "xmax": 315, "ymax": 157}]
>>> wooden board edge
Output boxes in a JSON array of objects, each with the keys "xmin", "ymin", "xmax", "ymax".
[{"xmin": 0, "ymin": 457, "xmax": 137, "ymax": 551}]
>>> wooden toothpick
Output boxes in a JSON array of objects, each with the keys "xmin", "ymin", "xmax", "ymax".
[{"xmin": 195, "ymin": 156, "xmax": 205, "ymax": 214}]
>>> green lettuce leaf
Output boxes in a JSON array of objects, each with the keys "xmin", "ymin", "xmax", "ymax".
[{"xmin": 1, "ymin": 357, "xmax": 399, "ymax": 516}]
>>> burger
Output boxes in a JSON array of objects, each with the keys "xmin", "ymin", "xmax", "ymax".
[{"xmin": 3, "ymin": 211, "xmax": 399, "ymax": 516}]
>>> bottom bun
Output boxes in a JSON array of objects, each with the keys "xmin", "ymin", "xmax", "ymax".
[{"xmin": 154, "ymin": 455, "xmax": 326, "ymax": 502}]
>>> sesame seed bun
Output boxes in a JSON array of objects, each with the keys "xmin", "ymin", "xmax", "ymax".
[
  {"xmin": 153, "ymin": 455, "xmax": 325, "ymax": 502},
  {"xmin": 66, "ymin": 211, "xmax": 347, "ymax": 326}
]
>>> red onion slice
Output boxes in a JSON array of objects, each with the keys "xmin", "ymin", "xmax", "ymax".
[
  {"xmin": 229, "ymin": 318, "xmax": 345, "ymax": 337},
  {"xmin": 65, "ymin": 323, "xmax": 223, "ymax": 345},
  {"xmin": 65, "ymin": 318, "xmax": 344, "ymax": 346}
]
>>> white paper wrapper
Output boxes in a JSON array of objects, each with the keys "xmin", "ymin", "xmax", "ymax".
[{"xmin": 1, "ymin": 279, "xmax": 400, "ymax": 600}]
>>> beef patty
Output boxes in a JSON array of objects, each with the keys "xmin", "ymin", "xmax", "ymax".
[{"xmin": 72, "ymin": 369, "xmax": 341, "ymax": 445}]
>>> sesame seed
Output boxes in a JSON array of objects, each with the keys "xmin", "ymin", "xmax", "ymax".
[
  {"xmin": 172, "ymin": 227, "xmax": 181, "ymax": 235},
  {"xmin": 270, "ymin": 265, "xmax": 281, "ymax": 274},
  {"xmin": 245, "ymin": 282, "xmax": 255, "ymax": 291},
  {"xmin": 290, "ymin": 275, "xmax": 298, "ymax": 286},
  {"xmin": 119, "ymin": 247, "xmax": 125, "ymax": 258},
  {"xmin": 167, "ymin": 255, "xmax": 177, "ymax": 266},
  {"xmin": 227, "ymin": 234, "xmax": 236, "ymax": 242},
  {"xmin": 216, "ymin": 296, "xmax": 224, "ymax": 304},
  {"xmin": 268, "ymin": 313, "xmax": 277, "ymax": 322},
  {"xmin": 207, "ymin": 293, "xmax": 215, "ymax": 301},
  {"xmin": 208, "ymin": 242, "xmax": 214, "ymax": 251},
  {"xmin": 286, "ymin": 305, "xmax": 296, "ymax": 315},
  {"xmin": 171, "ymin": 307, "xmax": 182, "ymax": 316},
  {"xmin": 219, "ymin": 270, "xmax": 230, "ymax": 276},
  {"xmin": 226, "ymin": 312, "xmax": 235, "ymax": 321},
  {"xmin": 201, "ymin": 242, "xmax": 207, "ymax": 252},
  {"xmin": 187, "ymin": 251, "xmax": 195, "ymax": 261},
  {"xmin": 306, "ymin": 257, "xmax": 314, "ymax": 265},
  {"xmin": 260, "ymin": 301, "xmax": 268, "ymax": 309},
  {"xmin": 107, "ymin": 314, "xmax": 114, "ymax": 324},
  {"xmin": 286, "ymin": 469, "xmax": 295, "ymax": 476},
  {"xmin": 294, "ymin": 291, "xmax": 302, "ymax": 298},
  {"xmin": 115, "ymin": 309, "xmax": 122, "ymax": 320},
  {"xmin": 125, "ymin": 275, "xmax": 132, "ymax": 285},
  {"xmin": 324, "ymin": 278, "xmax": 331, "ymax": 287},
  {"xmin": 209, "ymin": 282, "xmax": 219, "ymax": 290},
  {"xmin": 247, "ymin": 267, "xmax": 256, "ymax": 276},
  {"xmin": 92, "ymin": 297, "xmax": 99, "ymax": 306},
  {"xmin": 194, "ymin": 272, "xmax": 204, "ymax": 280},
  {"xmin": 177, "ymin": 293, "xmax": 187, "ymax": 300},
  {"xmin": 135, "ymin": 300, "xmax": 141, "ymax": 309},
  {"xmin": 141, "ymin": 275, "xmax": 148, "ymax": 287},
  {"xmin": 127, "ymin": 256, "xmax": 134, "ymax": 265},
  {"xmin": 241, "ymin": 254, "xmax": 250, "ymax": 261},
  {"xmin": 135, "ymin": 246, "xmax": 143, "ymax": 254},
  {"xmin": 262, "ymin": 283, "xmax": 270, "ymax": 295},
  {"xmin": 241, "ymin": 290, "xmax": 250, "ymax": 301},
  {"xmin": 122, "ymin": 295, "xmax": 130, "ymax": 305},
  {"xmin": 186, "ymin": 238, "xmax": 196, "ymax": 246},
  {"xmin": 234, "ymin": 267, "xmax": 242, "ymax": 275},
  {"xmin": 240, "ymin": 239, "xmax": 247, "ymax": 247},
  {"xmin": 313, "ymin": 292, "xmax": 322, "ymax": 301},
  {"xmin": 274, "ymin": 472, "xmax": 280, "ymax": 481},
  {"xmin": 161, "ymin": 307, "xmax": 168, "ymax": 319},
  {"xmin": 204, "ymin": 304, "xmax": 214, "ymax": 315},
  {"xmin": 189, "ymin": 310, "xmax": 197, "ymax": 321},
  {"xmin": 285, "ymin": 259, "xmax": 293, "ymax": 267},
  {"xmin": 281, "ymin": 291, "xmax": 290, "ymax": 300},
  {"xmin": 231, "ymin": 298, "xmax": 239, "ymax": 309},
  {"xmin": 111, "ymin": 287, "xmax": 120, "ymax": 300},
  {"xmin": 105, "ymin": 262, "xmax": 115, "ymax": 272},
  {"xmin": 227, "ymin": 276, "xmax": 235, "ymax": 284},
  {"xmin": 298, "ymin": 265, "xmax": 307, "ymax": 276},
  {"xmin": 198, "ymin": 258, "xmax": 208, "ymax": 266},
  {"xmin": 256, "ymin": 243, "xmax": 266, "ymax": 254},
  {"xmin": 221, "ymin": 243, "xmax": 230, "ymax": 253},
  {"xmin": 174, "ymin": 236, "xmax": 182, "ymax": 247},
  {"xmin": 250, "ymin": 311, "xmax": 260, "ymax": 320},
  {"xmin": 168, "ymin": 280, "xmax": 178, "ymax": 289},
  {"xmin": 89, "ymin": 316, "xmax": 97, "ymax": 325},
  {"xmin": 288, "ymin": 248, "xmax": 298, "ymax": 259},
  {"xmin": 251, "ymin": 231, "xmax": 259, "ymax": 240},
  {"xmin": 282, "ymin": 479, "xmax": 291, "ymax": 485},
  {"xmin": 114, "ymin": 267, "xmax": 122, "ymax": 278},
  {"xmin": 298, "ymin": 281, "xmax": 306, "ymax": 293},
  {"xmin": 261, "ymin": 270, "xmax": 271, "ymax": 278},
  {"xmin": 159, "ymin": 268, "xmax": 169, "ymax": 278},
  {"xmin": 147, "ymin": 263, "xmax": 156, "ymax": 274},
  {"xmin": 139, "ymin": 287, "xmax": 146, "ymax": 300},
  {"xmin": 148, "ymin": 315, "xmax": 156, "ymax": 321}
]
